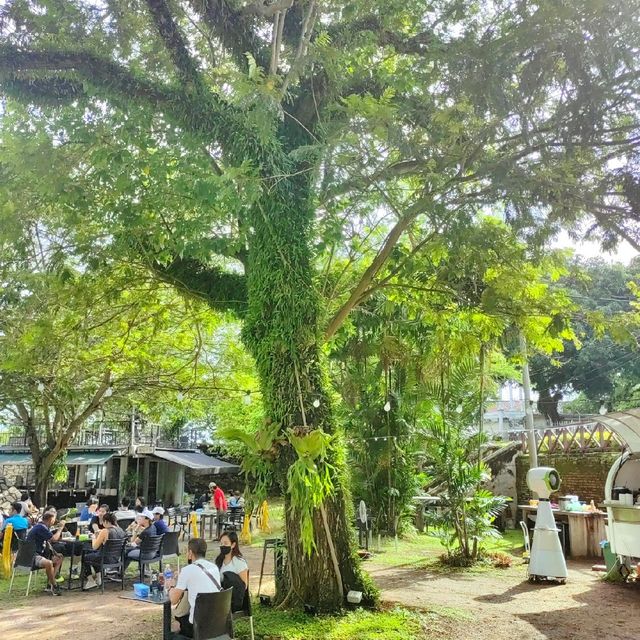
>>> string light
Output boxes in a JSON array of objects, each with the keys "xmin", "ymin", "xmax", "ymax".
[
  {"xmin": 456, "ymin": 404, "xmax": 463, "ymax": 414},
  {"xmin": 104, "ymin": 387, "xmax": 113, "ymax": 398},
  {"xmin": 312, "ymin": 398, "xmax": 320, "ymax": 408},
  {"xmin": 37, "ymin": 381, "xmax": 45, "ymax": 393},
  {"xmin": 243, "ymin": 391, "xmax": 252, "ymax": 406},
  {"xmin": 176, "ymin": 391, "xmax": 183, "ymax": 401},
  {"xmin": 383, "ymin": 401, "xmax": 391, "ymax": 413}
]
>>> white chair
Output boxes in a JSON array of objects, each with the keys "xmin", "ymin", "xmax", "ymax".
[{"xmin": 520, "ymin": 520, "xmax": 531, "ymax": 562}]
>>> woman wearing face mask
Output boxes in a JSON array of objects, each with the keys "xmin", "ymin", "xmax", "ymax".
[{"xmin": 215, "ymin": 531, "xmax": 248, "ymax": 589}]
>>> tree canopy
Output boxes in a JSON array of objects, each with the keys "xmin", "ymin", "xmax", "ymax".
[{"xmin": 2, "ymin": 0, "xmax": 640, "ymax": 610}]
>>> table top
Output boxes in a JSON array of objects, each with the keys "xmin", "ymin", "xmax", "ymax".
[
  {"xmin": 119, "ymin": 593, "xmax": 170, "ymax": 606},
  {"xmin": 518, "ymin": 505, "xmax": 606, "ymax": 516}
]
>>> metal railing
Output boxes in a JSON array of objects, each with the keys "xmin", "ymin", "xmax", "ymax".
[{"xmin": 0, "ymin": 423, "xmax": 202, "ymax": 450}]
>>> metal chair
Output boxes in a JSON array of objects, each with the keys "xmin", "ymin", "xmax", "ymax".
[
  {"xmin": 166, "ymin": 507, "xmax": 177, "ymax": 528},
  {"xmin": 178, "ymin": 506, "xmax": 192, "ymax": 540},
  {"xmin": 8, "ymin": 539, "xmax": 40, "ymax": 596},
  {"xmin": 193, "ymin": 588, "xmax": 234, "ymax": 640},
  {"xmin": 161, "ymin": 530, "xmax": 181, "ymax": 571},
  {"xmin": 82, "ymin": 537, "xmax": 127, "ymax": 593},
  {"xmin": 130, "ymin": 534, "xmax": 164, "ymax": 584}
]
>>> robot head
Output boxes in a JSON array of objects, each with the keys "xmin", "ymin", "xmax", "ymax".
[{"xmin": 527, "ymin": 467, "xmax": 561, "ymax": 499}]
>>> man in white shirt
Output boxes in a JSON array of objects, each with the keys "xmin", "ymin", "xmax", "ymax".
[{"xmin": 167, "ymin": 538, "xmax": 220, "ymax": 638}]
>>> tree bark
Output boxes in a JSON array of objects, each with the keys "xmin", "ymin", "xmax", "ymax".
[{"xmin": 240, "ymin": 185, "xmax": 376, "ymax": 610}]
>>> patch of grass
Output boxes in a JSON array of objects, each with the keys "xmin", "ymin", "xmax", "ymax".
[{"xmin": 233, "ymin": 606, "xmax": 436, "ymax": 640}]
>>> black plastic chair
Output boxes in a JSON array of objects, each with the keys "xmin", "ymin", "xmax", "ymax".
[
  {"xmin": 81, "ymin": 537, "xmax": 127, "ymax": 593},
  {"xmin": 166, "ymin": 507, "xmax": 177, "ymax": 528},
  {"xmin": 132, "ymin": 534, "xmax": 164, "ymax": 584},
  {"xmin": 178, "ymin": 507, "xmax": 191, "ymax": 540},
  {"xmin": 8, "ymin": 539, "xmax": 39, "ymax": 596},
  {"xmin": 117, "ymin": 517, "xmax": 134, "ymax": 531},
  {"xmin": 161, "ymin": 530, "xmax": 181, "ymax": 571},
  {"xmin": 193, "ymin": 588, "xmax": 234, "ymax": 640}
]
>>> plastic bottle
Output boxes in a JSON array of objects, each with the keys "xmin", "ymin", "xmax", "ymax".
[{"xmin": 164, "ymin": 565, "xmax": 173, "ymax": 584}]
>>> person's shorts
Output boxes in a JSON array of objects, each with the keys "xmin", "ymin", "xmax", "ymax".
[{"xmin": 33, "ymin": 555, "xmax": 50, "ymax": 568}]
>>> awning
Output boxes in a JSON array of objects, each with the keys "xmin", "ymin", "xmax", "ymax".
[
  {"xmin": 0, "ymin": 452, "xmax": 32, "ymax": 465},
  {"xmin": 65, "ymin": 451, "xmax": 116, "ymax": 466},
  {"xmin": 598, "ymin": 409, "xmax": 640, "ymax": 453},
  {"xmin": 152, "ymin": 450, "xmax": 239, "ymax": 474}
]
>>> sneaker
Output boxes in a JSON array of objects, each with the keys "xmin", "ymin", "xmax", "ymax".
[
  {"xmin": 55, "ymin": 575, "xmax": 66, "ymax": 584},
  {"xmin": 83, "ymin": 577, "xmax": 98, "ymax": 590},
  {"xmin": 46, "ymin": 584, "xmax": 62, "ymax": 596}
]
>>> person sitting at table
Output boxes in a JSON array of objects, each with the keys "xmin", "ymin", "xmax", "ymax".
[
  {"xmin": 18, "ymin": 492, "xmax": 38, "ymax": 519},
  {"xmin": 82, "ymin": 512, "xmax": 126, "ymax": 590},
  {"xmin": 113, "ymin": 497, "xmax": 136, "ymax": 521},
  {"xmin": 215, "ymin": 531, "xmax": 248, "ymax": 588},
  {"xmin": 124, "ymin": 510, "xmax": 158, "ymax": 569},
  {"xmin": 0, "ymin": 502, "xmax": 29, "ymax": 551},
  {"xmin": 167, "ymin": 538, "xmax": 220, "ymax": 638},
  {"xmin": 27, "ymin": 511, "xmax": 66, "ymax": 596},
  {"xmin": 228, "ymin": 491, "xmax": 245, "ymax": 509},
  {"xmin": 79, "ymin": 496, "xmax": 99, "ymax": 522},
  {"xmin": 134, "ymin": 496, "xmax": 146, "ymax": 513},
  {"xmin": 90, "ymin": 504, "xmax": 110, "ymax": 533},
  {"xmin": 151, "ymin": 506, "xmax": 169, "ymax": 534}
]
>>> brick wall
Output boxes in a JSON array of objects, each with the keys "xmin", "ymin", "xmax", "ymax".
[{"xmin": 516, "ymin": 452, "xmax": 619, "ymax": 505}]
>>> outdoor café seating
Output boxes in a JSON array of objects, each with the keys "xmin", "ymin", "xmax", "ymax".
[
  {"xmin": 8, "ymin": 539, "xmax": 40, "ymax": 596},
  {"xmin": 191, "ymin": 588, "xmax": 234, "ymax": 640},
  {"xmin": 132, "ymin": 534, "xmax": 165, "ymax": 584},
  {"xmin": 161, "ymin": 530, "xmax": 181, "ymax": 570},
  {"xmin": 80, "ymin": 537, "xmax": 127, "ymax": 593}
]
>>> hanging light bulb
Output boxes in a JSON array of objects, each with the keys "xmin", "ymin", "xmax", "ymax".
[
  {"xmin": 599, "ymin": 401, "xmax": 608, "ymax": 416},
  {"xmin": 383, "ymin": 401, "xmax": 391, "ymax": 413},
  {"xmin": 176, "ymin": 391, "xmax": 184, "ymax": 401},
  {"xmin": 104, "ymin": 387, "xmax": 113, "ymax": 397},
  {"xmin": 312, "ymin": 398, "xmax": 320, "ymax": 408},
  {"xmin": 37, "ymin": 381, "xmax": 45, "ymax": 393},
  {"xmin": 456, "ymin": 404, "xmax": 463, "ymax": 414},
  {"xmin": 243, "ymin": 391, "xmax": 252, "ymax": 406}
]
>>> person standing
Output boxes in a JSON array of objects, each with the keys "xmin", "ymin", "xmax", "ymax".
[{"xmin": 210, "ymin": 482, "xmax": 227, "ymax": 540}]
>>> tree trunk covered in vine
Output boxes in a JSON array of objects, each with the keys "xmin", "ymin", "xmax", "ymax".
[{"xmin": 240, "ymin": 181, "xmax": 374, "ymax": 610}]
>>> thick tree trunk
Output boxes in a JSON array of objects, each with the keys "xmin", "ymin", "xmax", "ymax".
[
  {"xmin": 34, "ymin": 473, "xmax": 49, "ymax": 509},
  {"xmin": 241, "ymin": 186, "xmax": 376, "ymax": 611}
]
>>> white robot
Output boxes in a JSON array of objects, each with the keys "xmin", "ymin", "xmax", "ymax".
[{"xmin": 526, "ymin": 467, "xmax": 568, "ymax": 584}]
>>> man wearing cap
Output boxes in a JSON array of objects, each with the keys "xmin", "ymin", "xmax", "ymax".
[
  {"xmin": 124, "ymin": 509, "xmax": 158, "ymax": 569},
  {"xmin": 152, "ymin": 506, "xmax": 169, "ymax": 535},
  {"xmin": 210, "ymin": 482, "xmax": 227, "ymax": 540}
]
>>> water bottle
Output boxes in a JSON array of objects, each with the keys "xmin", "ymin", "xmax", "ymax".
[
  {"xmin": 150, "ymin": 571, "xmax": 159, "ymax": 598},
  {"xmin": 164, "ymin": 565, "xmax": 173, "ymax": 585}
]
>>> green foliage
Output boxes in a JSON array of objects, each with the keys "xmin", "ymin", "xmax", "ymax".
[{"xmin": 234, "ymin": 606, "xmax": 426, "ymax": 640}]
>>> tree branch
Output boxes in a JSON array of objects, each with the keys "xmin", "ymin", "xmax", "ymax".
[
  {"xmin": 323, "ymin": 195, "xmax": 431, "ymax": 340},
  {"xmin": 186, "ymin": 0, "xmax": 270, "ymax": 70},
  {"xmin": 151, "ymin": 256, "xmax": 248, "ymax": 316},
  {"xmin": 145, "ymin": 0, "xmax": 204, "ymax": 89}
]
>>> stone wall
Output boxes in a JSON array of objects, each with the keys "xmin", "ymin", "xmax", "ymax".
[
  {"xmin": 516, "ymin": 452, "xmax": 619, "ymax": 505},
  {"xmin": 0, "ymin": 476, "xmax": 23, "ymax": 513}
]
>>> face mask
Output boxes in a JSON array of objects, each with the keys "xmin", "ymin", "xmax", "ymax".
[{"xmin": 219, "ymin": 545, "xmax": 232, "ymax": 556}]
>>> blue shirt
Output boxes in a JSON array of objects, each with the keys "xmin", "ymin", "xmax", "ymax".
[
  {"xmin": 1, "ymin": 514, "xmax": 29, "ymax": 532},
  {"xmin": 153, "ymin": 518, "xmax": 169, "ymax": 535},
  {"xmin": 27, "ymin": 522, "xmax": 53, "ymax": 555},
  {"xmin": 79, "ymin": 506, "xmax": 92, "ymax": 521}
]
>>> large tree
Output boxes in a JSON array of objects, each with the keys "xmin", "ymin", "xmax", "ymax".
[{"xmin": 1, "ymin": 0, "xmax": 640, "ymax": 609}]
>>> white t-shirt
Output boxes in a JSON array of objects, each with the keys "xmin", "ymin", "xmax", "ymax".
[
  {"xmin": 175, "ymin": 559, "xmax": 220, "ymax": 623},
  {"xmin": 220, "ymin": 555, "xmax": 249, "ymax": 576}
]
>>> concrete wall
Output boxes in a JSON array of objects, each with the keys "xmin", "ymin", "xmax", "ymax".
[
  {"xmin": 516, "ymin": 452, "xmax": 619, "ymax": 505},
  {"xmin": 484, "ymin": 444, "xmax": 520, "ymax": 522}
]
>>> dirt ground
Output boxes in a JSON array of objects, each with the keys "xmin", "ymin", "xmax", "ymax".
[
  {"xmin": 1, "ymin": 547, "xmax": 639, "ymax": 640},
  {"xmin": 369, "ymin": 557, "xmax": 640, "ymax": 640}
]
